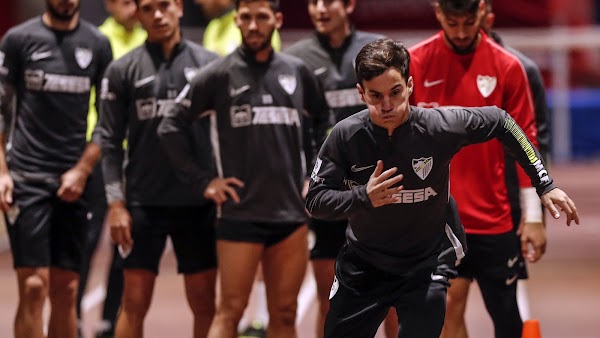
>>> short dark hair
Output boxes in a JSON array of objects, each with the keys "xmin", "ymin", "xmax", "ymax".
[
  {"xmin": 436, "ymin": 0, "xmax": 480, "ymax": 15},
  {"xmin": 235, "ymin": 0, "xmax": 280, "ymax": 12},
  {"xmin": 355, "ymin": 38, "xmax": 410, "ymax": 85}
]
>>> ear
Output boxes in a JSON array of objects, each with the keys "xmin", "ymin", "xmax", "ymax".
[
  {"xmin": 477, "ymin": 0, "xmax": 486, "ymax": 18},
  {"xmin": 346, "ymin": 0, "xmax": 356, "ymax": 15},
  {"xmin": 275, "ymin": 11, "xmax": 283, "ymax": 30},
  {"xmin": 484, "ymin": 12, "xmax": 495, "ymax": 31},
  {"xmin": 356, "ymin": 83, "xmax": 366, "ymax": 103},
  {"xmin": 433, "ymin": 3, "xmax": 444, "ymax": 24},
  {"xmin": 407, "ymin": 76, "xmax": 414, "ymax": 96},
  {"xmin": 175, "ymin": 0, "xmax": 184, "ymax": 19}
]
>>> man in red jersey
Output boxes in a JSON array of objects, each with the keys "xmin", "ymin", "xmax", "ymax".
[{"xmin": 409, "ymin": 1, "xmax": 543, "ymax": 337}]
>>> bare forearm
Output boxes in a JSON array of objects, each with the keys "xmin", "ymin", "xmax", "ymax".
[
  {"xmin": 0, "ymin": 134, "xmax": 9, "ymax": 174},
  {"xmin": 75, "ymin": 142, "xmax": 101, "ymax": 175}
]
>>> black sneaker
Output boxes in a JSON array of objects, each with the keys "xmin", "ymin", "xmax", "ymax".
[{"xmin": 238, "ymin": 320, "xmax": 266, "ymax": 338}]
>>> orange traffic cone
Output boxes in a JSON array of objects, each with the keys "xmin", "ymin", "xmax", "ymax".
[{"xmin": 522, "ymin": 319, "xmax": 542, "ymax": 338}]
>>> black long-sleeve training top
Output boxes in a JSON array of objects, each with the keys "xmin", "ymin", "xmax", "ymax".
[
  {"xmin": 97, "ymin": 39, "xmax": 218, "ymax": 206},
  {"xmin": 285, "ymin": 30, "xmax": 384, "ymax": 123},
  {"xmin": 159, "ymin": 47, "xmax": 331, "ymax": 223},
  {"xmin": 306, "ymin": 106, "xmax": 555, "ymax": 274},
  {"xmin": 0, "ymin": 17, "xmax": 112, "ymax": 176}
]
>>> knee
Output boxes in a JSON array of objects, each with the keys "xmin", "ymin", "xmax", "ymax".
[
  {"xmin": 48, "ymin": 277, "xmax": 78, "ymax": 307},
  {"xmin": 22, "ymin": 275, "xmax": 48, "ymax": 307},
  {"xmin": 120, "ymin": 289, "xmax": 152, "ymax": 318},
  {"xmin": 188, "ymin": 294, "xmax": 216, "ymax": 318},
  {"xmin": 268, "ymin": 301, "xmax": 297, "ymax": 327},
  {"xmin": 217, "ymin": 296, "xmax": 248, "ymax": 322}
]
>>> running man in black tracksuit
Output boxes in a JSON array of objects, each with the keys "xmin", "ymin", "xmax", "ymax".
[
  {"xmin": 158, "ymin": 1, "xmax": 331, "ymax": 337},
  {"xmin": 96, "ymin": 0, "xmax": 218, "ymax": 337},
  {"xmin": 306, "ymin": 38, "xmax": 579, "ymax": 338},
  {"xmin": 0, "ymin": 1, "xmax": 112, "ymax": 337}
]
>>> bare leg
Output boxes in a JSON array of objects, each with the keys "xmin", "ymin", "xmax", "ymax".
[
  {"xmin": 47, "ymin": 267, "xmax": 79, "ymax": 338},
  {"xmin": 311, "ymin": 259, "xmax": 335, "ymax": 338},
  {"xmin": 262, "ymin": 225, "xmax": 308, "ymax": 338},
  {"xmin": 184, "ymin": 269, "xmax": 217, "ymax": 338},
  {"xmin": 207, "ymin": 241, "xmax": 263, "ymax": 338},
  {"xmin": 14, "ymin": 268, "xmax": 49, "ymax": 338},
  {"xmin": 441, "ymin": 277, "xmax": 470, "ymax": 338},
  {"xmin": 114, "ymin": 269, "xmax": 156, "ymax": 338},
  {"xmin": 383, "ymin": 308, "xmax": 398, "ymax": 338}
]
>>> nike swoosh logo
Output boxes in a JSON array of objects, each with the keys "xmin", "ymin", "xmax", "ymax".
[
  {"xmin": 431, "ymin": 273, "xmax": 445, "ymax": 281},
  {"xmin": 31, "ymin": 51, "xmax": 52, "ymax": 62},
  {"xmin": 230, "ymin": 84, "xmax": 250, "ymax": 97},
  {"xmin": 507, "ymin": 256, "xmax": 519, "ymax": 268},
  {"xmin": 505, "ymin": 275, "xmax": 518, "ymax": 285},
  {"xmin": 424, "ymin": 79, "xmax": 444, "ymax": 88},
  {"xmin": 351, "ymin": 164, "xmax": 374, "ymax": 172},
  {"xmin": 134, "ymin": 75, "xmax": 156, "ymax": 88},
  {"xmin": 314, "ymin": 67, "xmax": 327, "ymax": 76}
]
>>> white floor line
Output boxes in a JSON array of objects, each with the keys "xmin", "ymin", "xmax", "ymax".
[
  {"xmin": 82, "ymin": 285, "xmax": 107, "ymax": 313},
  {"xmin": 517, "ymin": 280, "xmax": 531, "ymax": 320}
]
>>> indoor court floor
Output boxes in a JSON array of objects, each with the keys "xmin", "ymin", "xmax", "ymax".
[{"xmin": 0, "ymin": 162, "xmax": 598, "ymax": 338}]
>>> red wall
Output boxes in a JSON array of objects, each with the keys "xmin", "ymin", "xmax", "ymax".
[
  {"xmin": 282, "ymin": 0, "xmax": 551, "ymax": 30},
  {"xmin": 0, "ymin": 1, "xmax": 16, "ymax": 37}
]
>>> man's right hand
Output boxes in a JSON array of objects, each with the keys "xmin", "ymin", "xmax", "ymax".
[
  {"xmin": 107, "ymin": 202, "xmax": 133, "ymax": 251},
  {"xmin": 366, "ymin": 160, "xmax": 404, "ymax": 208},
  {"xmin": 204, "ymin": 177, "xmax": 245, "ymax": 205},
  {"xmin": 0, "ymin": 172, "xmax": 14, "ymax": 212}
]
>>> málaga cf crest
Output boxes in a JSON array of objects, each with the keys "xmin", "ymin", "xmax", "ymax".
[
  {"xmin": 278, "ymin": 74, "xmax": 297, "ymax": 95},
  {"xmin": 75, "ymin": 47, "xmax": 92, "ymax": 69},
  {"xmin": 476, "ymin": 75, "xmax": 497, "ymax": 98},
  {"xmin": 412, "ymin": 157, "xmax": 433, "ymax": 180}
]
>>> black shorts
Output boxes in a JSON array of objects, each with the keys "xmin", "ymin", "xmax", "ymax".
[
  {"xmin": 125, "ymin": 205, "xmax": 217, "ymax": 274},
  {"xmin": 457, "ymin": 231, "xmax": 521, "ymax": 283},
  {"xmin": 6, "ymin": 175, "xmax": 88, "ymax": 272},
  {"xmin": 216, "ymin": 218, "xmax": 304, "ymax": 247},
  {"xmin": 309, "ymin": 218, "xmax": 347, "ymax": 260},
  {"xmin": 325, "ymin": 245, "xmax": 451, "ymax": 338},
  {"xmin": 509, "ymin": 225, "xmax": 529, "ymax": 280},
  {"xmin": 456, "ymin": 232, "xmax": 524, "ymax": 337}
]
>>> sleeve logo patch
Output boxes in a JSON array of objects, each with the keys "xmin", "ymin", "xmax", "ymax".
[{"xmin": 311, "ymin": 158, "xmax": 323, "ymax": 183}]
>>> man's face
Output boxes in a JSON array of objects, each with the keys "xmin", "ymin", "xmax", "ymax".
[
  {"xmin": 107, "ymin": 0, "xmax": 138, "ymax": 31},
  {"xmin": 46, "ymin": 0, "xmax": 80, "ymax": 21},
  {"xmin": 235, "ymin": 1, "xmax": 282, "ymax": 53},
  {"xmin": 136, "ymin": 0, "xmax": 182, "ymax": 42},
  {"xmin": 308, "ymin": 0, "xmax": 353, "ymax": 36},
  {"xmin": 435, "ymin": 2, "xmax": 485, "ymax": 53},
  {"xmin": 357, "ymin": 67, "xmax": 413, "ymax": 134}
]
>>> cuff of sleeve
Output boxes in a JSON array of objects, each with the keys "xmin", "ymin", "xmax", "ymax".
[
  {"xmin": 357, "ymin": 185, "xmax": 373, "ymax": 209},
  {"xmin": 105, "ymin": 182, "xmax": 125, "ymax": 204},
  {"xmin": 90, "ymin": 130, "xmax": 102, "ymax": 146},
  {"xmin": 536, "ymin": 183, "xmax": 557, "ymax": 197},
  {"xmin": 194, "ymin": 176, "xmax": 211, "ymax": 202}
]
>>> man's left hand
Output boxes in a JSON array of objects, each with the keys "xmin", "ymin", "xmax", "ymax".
[
  {"xmin": 518, "ymin": 221, "xmax": 546, "ymax": 262},
  {"xmin": 57, "ymin": 167, "xmax": 89, "ymax": 202}
]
